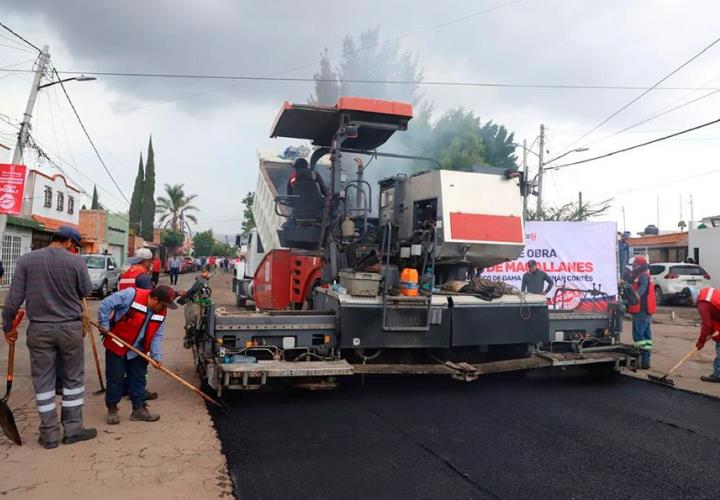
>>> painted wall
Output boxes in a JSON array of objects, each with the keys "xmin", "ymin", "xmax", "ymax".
[
  {"xmin": 25, "ymin": 170, "xmax": 81, "ymax": 225},
  {"xmin": 688, "ymin": 227, "xmax": 720, "ymax": 287}
]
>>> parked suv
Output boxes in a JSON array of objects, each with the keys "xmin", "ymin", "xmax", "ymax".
[
  {"xmin": 83, "ymin": 254, "xmax": 120, "ymax": 298},
  {"xmin": 649, "ymin": 262, "xmax": 711, "ymax": 305}
]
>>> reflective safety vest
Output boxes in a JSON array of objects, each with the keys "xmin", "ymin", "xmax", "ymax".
[
  {"xmin": 698, "ymin": 287, "xmax": 720, "ymax": 309},
  {"xmin": 118, "ymin": 264, "xmax": 147, "ymax": 290},
  {"xmin": 627, "ymin": 271, "xmax": 657, "ymax": 315},
  {"xmin": 103, "ymin": 288, "xmax": 166, "ymax": 357}
]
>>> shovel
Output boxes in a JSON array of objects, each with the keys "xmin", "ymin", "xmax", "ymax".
[
  {"xmin": 83, "ymin": 298, "xmax": 105, "ymax": 394},
  {"xmin": 1, "ymin": 310, "xmax": 26, "ymax": 445},
  {"xmin": 647, "ymin": 348, "xmax": 698, "ymax": 387},
  {"xmin": 89, "ymin": 320, "xmax": 227, "ymax": 412}
]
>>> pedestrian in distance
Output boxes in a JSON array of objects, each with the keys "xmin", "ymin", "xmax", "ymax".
[
  {"xmin": 120, "ymin": 248, "xmax": 154, "ymax": 291},
  {"xmin": 2, "ymin": 226, "xmax": 97, "ymax": 449},
  {"xmin": 151, "ymin": 253, "xmax": 161, "ymax": 286},
  {"xmin": 98, "ymin": 285, "xmax": 178, "ymax": 424},
  {"xmin": 521, "ymin": 259, "xmax": 554, "ymax": 295},
  {"xmin": 625, "ymin": 255, "xmax": 656, "ymax": 370},
  {"xmin": 680, "ymin": 287, "xmax": 720, "ymax": 383},
  {"xmin": 169, "ymin": 253, "xmax": 182, "ymax": 286}
]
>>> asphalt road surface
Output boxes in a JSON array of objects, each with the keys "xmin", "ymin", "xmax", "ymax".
[{"xmin": 211, "ymin": 374, "xmax": 720, "ymax": 500}]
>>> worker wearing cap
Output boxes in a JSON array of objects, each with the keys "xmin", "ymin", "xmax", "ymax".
[
  {"xmin": 682, "ymin": 287, "xmax": 720, "ymax": 383},
  {"xmin": 119, "ymin": 248, "xmax": 154, "ymax": 290},
  {"xmin": 98, "ymin": 285, "xmax": 177, "ymax": 424},
  {"xmin": 521, "ymin": 260, "xmax": 554, "ymax": 295},
  {"xmin": 626, "ymin": 255, "xmax": 656, "ymax": 369},
  {"xmin": 2, "ymin": 226, "xmax": 97, "ymax": 449}
]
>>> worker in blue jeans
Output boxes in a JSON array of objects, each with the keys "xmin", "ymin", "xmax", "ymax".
[
  {"xmin": 98, "ymin": 286, "xmax": 176, "ymax": 424},
  {"xmin": 626, "ymin": 256, "xmax": 656, "ymax": 369}
]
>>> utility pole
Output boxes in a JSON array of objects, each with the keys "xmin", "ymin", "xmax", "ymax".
[
  {"xmin": 690, "ymin": 194, "xmax": 694, "ymax": 227},
  {"xmin": 622, "ymin": 206, "xmax": 626, "ymax": 232},
  {"xmin": 522, "ymin": 139, "xmax": 528, "ymax": 220},
  {"xmin": 0, "ymin": 45, "xmax": 50, "ymax": 252},
  {"xmin": 535, "ymin": 124, "xmax": 545, "ymax": 216},
  {"xmin": 578, "ymin": 191, "xmax": 583, "ymax": 220},
  {"xmin": 656, "ymin": 194, "xmax": 660, "ymax": 231}
]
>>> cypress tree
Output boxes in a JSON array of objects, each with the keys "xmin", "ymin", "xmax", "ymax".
[
  {"xmin": 91, "ymin": 185, "xmax": 99, "ymax": 209},
  {"xmin": 128, "ymin": 153, "xmax": 144, "ymax": 235},
  {"xmin": 141, "ymin": 136, "xmax": 156, "ymax": 241}
]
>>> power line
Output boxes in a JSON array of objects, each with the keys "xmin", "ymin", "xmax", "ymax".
[
  {"xmin": 5, "ymin": 67, "xmax": 720, "ymax": 91},
  {"xmin": 560, "ymin": 33, "xmax": 720, "ymax": 153},
  {"xmin": 51, "ymin": 67, "xmax": 130, "ymax": 205},
  {"xmin": 548, "ymin": 116, "xmax": 720, "ymax": 171},
  {"xmin": 0, "ymin": 21, "xmax": 41, "ymax": 53}
]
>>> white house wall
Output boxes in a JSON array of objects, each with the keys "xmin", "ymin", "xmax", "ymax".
[{"xmin": 689, "ymin": 227, "xmax": 720, "ymax": 287}]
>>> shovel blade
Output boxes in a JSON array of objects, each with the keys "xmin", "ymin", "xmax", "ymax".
[
  {"xmin": 0, "ymin": 400, "xmax": 22, "ymax": 445},
  {"xmin": 647, "ymin": 374, "xmax": 675, "ymax": 387}
]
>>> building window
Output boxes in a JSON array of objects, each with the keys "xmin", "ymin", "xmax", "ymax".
[
  {"xmin": 1, "ymin": 234, "xmax": 22, "ymax": 287},
  {"xmin": 68, "ymin": 195, "xmax": 74, "ymax": 215},
  {"xmin": 57, "ymin": 192, "xmax": 64, "ymax": 212},
  {"xmin": 44, "ymin": 186, "xmax": 52, "ymax": 208}
]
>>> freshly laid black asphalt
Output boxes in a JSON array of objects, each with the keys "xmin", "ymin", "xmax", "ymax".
[{"xmin": 211, "ymin": 374, "xmax": 720, "ymax": 500}]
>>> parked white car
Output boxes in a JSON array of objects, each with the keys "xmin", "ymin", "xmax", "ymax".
[{"xmin": 649, "ymin": 262, "xmax": 711, "ymax": 305}]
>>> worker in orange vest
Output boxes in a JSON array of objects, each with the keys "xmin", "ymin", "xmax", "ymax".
[
  {"xmin": 151, "ymin": 254, "xmax": 161, "ymax": 286},
  {"xmin": 626, "ymin": 255, "xmax": 656, "ymax": 369},
  {"xmin": 119, "ymin": 248, "xmax": 154, "ymax": 291},
  {"xmin": 683, "ymin": 287, "xmax": 720, "ymax": 383}
]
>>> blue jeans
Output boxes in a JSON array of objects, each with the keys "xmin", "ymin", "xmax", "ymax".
[
  {"xmin": 632, "ymin": 312, "xmax": 652, "ymax": 363},
  {"xmin": 714, "ymin": 342, "xmax": 720, "ymax": 377},
  {"xmin": 105, "ymin": 351, "xmax": 148, "ymax": 410}
]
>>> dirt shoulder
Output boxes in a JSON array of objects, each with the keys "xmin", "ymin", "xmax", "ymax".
[
  {"xmin": 0, "ymin": 273, "xmax": 232, "ymax": 499},
  {"xmin": 622, "ymin": 306, "xmax": 720, "ymax": 399}
]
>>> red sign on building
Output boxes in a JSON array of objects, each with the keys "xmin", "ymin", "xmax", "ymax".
[{"xmin": 0, "ymin": 164, "xmax": 27, "ymax": 215}]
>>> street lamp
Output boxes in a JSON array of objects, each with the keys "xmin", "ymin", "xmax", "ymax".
[
  {"xmin": 542, "ymin": 147, "xmax": 589, "ymax": 170},
  {"xmin": 37, "ymin": 74, "xmax": 97, "ymax": 90}
]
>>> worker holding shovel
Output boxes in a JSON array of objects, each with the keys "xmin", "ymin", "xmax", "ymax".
[
  {"xmin": 681, "ymin": 287, "xmax": 720, "ymax": 383},
  {"xmin": 98, "ymin": 285, "xmax": 176, "ymax": 424}
]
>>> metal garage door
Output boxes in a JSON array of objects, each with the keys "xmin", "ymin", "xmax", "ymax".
[{"xmin": 108, "ymin": 244, "xmax": 124, "ymax": 265}]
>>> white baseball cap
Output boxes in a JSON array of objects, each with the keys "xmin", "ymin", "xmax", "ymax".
[{"xmin": 129, "ymin": 247, "xmax": 153, "ymax": 264}]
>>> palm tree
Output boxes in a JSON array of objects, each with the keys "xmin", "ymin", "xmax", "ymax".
[{"xmin": 156, "ymin": 183, "xmax": 199, "ymax": 235}]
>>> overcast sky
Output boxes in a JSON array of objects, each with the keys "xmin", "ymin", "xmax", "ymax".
[{"xmin": 1, "ymin": 0, "xmax": 720, "ymax": 235}]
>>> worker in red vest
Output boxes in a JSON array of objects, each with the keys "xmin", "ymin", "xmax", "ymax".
[
  {"xmin": 683, "ymin": 287, "xmax": 720, "ymax": 383},
  {"xmin": 626, "ymin": 255, "xmax": 656, "ymax": 369},
  {"xmin": 151, "ymin": 254, "xmax": 161, "ymax": 286},
  {"xmin": 97, "ymin": 285, "xmax": 177, "ymax": 424},
  {"xmin": 119, "ymin": 248, "xmax": 153, "ymax": 290}
]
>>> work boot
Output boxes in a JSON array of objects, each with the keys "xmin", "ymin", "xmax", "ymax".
[
  {"xmin": 37, "ymin": 436, "xmax": 58, "ymax": 450},
  {"xmin": 62, "ymin": 428, "xmax": 97, "ymax": 445},
  {"xmin": 700, "ymin": 374, "xmax": 720, "ymax": 383},
  {"xmin": 145, "ymin": 390, "xmax": 158, "ymax": 401},
  {"xmin": 106, "ymin": 405, "xmax": 120, "ymax": 425},
  {"xmin": 130, "ymin": 404, "xmax": 160, "ymax": 422}
]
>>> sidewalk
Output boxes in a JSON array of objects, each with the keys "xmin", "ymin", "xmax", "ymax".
[
  {"xmin": 622, "ymin": 307, "xmax": 720, "ymax": 399},
  {"xmin": 0, "ymin": 273, "xmax": 232, "ymax": 499}
]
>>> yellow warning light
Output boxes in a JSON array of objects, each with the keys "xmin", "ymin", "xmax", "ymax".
[{"xmin": 324, "ymin": 335, "xmax": 331, "ymax": 344}]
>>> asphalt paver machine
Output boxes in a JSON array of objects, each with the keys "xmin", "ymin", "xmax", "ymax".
[{"xmin": 184, "ymin": 96, "xmax": 639, "ymax": 393}]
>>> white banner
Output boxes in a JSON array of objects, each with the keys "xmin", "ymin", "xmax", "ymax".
[{"xmin": 481, "ymin": 221, "xmax": 618, "ymax": 311}]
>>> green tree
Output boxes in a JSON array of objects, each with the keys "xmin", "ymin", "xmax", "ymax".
[
  {"xmin": 478, "ymin": 121, "xmax": 518, "ymax": 170},
  {"xmin": 90, "ymin": 185, "xmax": 101, "ymax": 210},
  {"xmin": 241, "ymin": 192, "xmax": 255, "ymax": 236},
  {"xmin": 156, "ymin": 183, "xmax": 198, "ymax": 234},
  {"xmin": 212, "ymin": 241, "xmax": 235, "ymax": 257},
  {"xmin": 141, "ymin": 137, "xmax": 156, "ymax": 241},
  {"xmin": 192, "ymin": 230, "xmax": 215, "ymax": 257},
  {"xmin": 160, "ymin": 228, "xmax": 184, "ymax": 249},
  {"xmin": 128, "ymin": 153, "xmax": 144, "ymax": 235},
  {"xmin": 311, "ymin": 27, "xmax": 424, "ymax": 106},
  {"xmin": 527, "ymin": 198, "xmax": 613, "ymax": 221},
  {"xmin": 421, "ymin": 109, "xmax": 485, "ymax": 171}
]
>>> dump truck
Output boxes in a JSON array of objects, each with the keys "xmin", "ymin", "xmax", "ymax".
[{"xmin": 184, "ymin": 96, "xmax": 639, "ymax": 393}]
